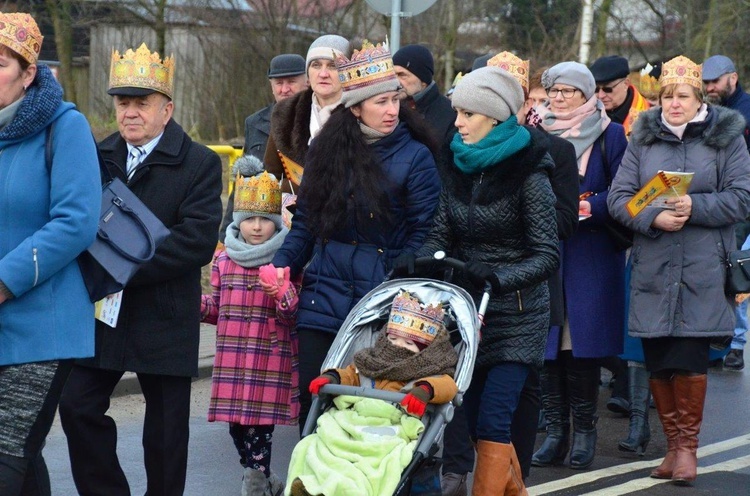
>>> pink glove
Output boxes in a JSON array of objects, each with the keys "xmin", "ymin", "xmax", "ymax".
[{"xmin": 259, "ymin": 264, "xmax": 290, "ymax": 299}]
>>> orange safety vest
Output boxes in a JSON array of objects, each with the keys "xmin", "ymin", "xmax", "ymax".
[{"xmin": 623, "ymin": 86, "xmax": 651, "ymax": 140}]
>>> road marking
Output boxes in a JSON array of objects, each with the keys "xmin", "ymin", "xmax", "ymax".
[
  {"xmin": 528, "ymin": 434, "xmax": 750, "ymax": 495},
  {"xmin": 575, "ymin": 454, "xmax": 750, "ymax": 496}
]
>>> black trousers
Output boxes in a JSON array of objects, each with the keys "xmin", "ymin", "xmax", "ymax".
[
  {"xmin": 296, "ymin": 328, "xmax": 337, "ymax": 437},
  {"xmin": 59, "ymin": 365, "xmax": 192, "ymax": 496}
]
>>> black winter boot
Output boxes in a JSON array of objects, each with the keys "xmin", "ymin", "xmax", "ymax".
[
  {"xmin": 567, "ymin": 361, "xmax": 600, "ymax": 470},
  {"xmin": 532, "ymin": 362, "xmax": 570, "ymax": 467},
  {"xmin": 618, "ymin": 364, "xmax": 651, "ymax": 455}
]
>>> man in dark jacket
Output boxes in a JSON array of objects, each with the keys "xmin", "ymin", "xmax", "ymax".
[
  {"xmin": 243, "ymin": 53, "xmax": 308, "ymax": 159},
  {"xmin": 59, "ymin": 44, "xmax": 223, "ymax": 496},
  {"xmin": 703, "ymin": 54, "xmax": 750, "ymax": 371},
  {"xmin": 220, "ymin": 54, "xmax": 307, "ymax": 242},
  {"xmin": 393, "ymin": 44, "xmax": 457, "ymax": 155}
]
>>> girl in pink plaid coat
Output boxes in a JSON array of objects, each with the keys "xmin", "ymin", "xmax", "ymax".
[{"xmin": 201, "ymin": 157, "xmax": 299, "ymax": 495}]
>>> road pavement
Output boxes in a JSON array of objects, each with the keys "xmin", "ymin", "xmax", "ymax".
[{"xmin": 44, "ymin": 324, "xmax": 750, "ymax": 495}]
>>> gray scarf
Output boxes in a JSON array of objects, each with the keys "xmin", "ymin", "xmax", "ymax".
[
  {"xmin": 0, "ymin": 97, "xmax": 23, "ymax": 131},
  {"xmin": 224, "ymin": 223, "xmax": 289, "ymax": 268},
  {"xmin": 359, "ymin": 121, "xmax": 393, "ymax": 144}
]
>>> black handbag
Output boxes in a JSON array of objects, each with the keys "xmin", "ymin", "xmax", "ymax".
[
  {"xmin": 44, "ymin": 126, "xmax": 169, "ymax": 302},
  {"xmin": 725, "ymin": 249, "xmax": 750, "ymax": 294}
]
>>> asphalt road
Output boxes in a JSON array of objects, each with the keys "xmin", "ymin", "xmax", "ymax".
[{"xmin": 45, "ymin": 365, "xmax": 750, "ymax": 495}]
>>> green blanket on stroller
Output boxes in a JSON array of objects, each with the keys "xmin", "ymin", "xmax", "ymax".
[{"xmin": 285, "ymin": 395, "xmax": 425, "ymax": 496}]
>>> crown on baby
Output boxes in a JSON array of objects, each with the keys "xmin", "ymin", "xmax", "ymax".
[
  {"xmin": 487, "ymin": 51, "xmax": 530, "ymax": 91},
  {"xmin": 335, "ymin": 40, "xmax": 396, "ymax": 91},
  {"xmin": 0, "ymin": 13, "xmax": 43, "ymax": 64},
  {"xmin": 109, "ymin": 43, "xmax": 175, "ymax": 99},
  {"xmin": 659, "ymin": 55, "xmax": 701, "ymax": 90},
  {"xmin": 234, "ymin": 172, "xmax": 282, "ymax": 215},
  {"xmin": 387, "ymin": 291, "xmax": 445, "ymax": 347},
  {"xmin": 638, "ymin": 63, "xmax": 660, "ymax": 99}
]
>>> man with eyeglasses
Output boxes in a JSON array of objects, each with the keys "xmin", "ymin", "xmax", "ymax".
[
  {"xmin": 703, "ymin": 54, "xmax": 750, "ymax": 372},
  {"xmin": 589, "ymin": 55, "xmax": 651, "ymax": 139}
]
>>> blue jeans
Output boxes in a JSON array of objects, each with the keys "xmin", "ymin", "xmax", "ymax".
[
  {"xmin": 463, "ymin": 362, "xmax": 530, "ymax": 444},
  {"xmin": 733, "ymin": 234, "xmax": 750, "ymax": 350}
]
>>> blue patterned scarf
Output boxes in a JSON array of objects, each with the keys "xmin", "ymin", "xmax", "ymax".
[
  {"xmin": 450, "ymin": 115, "xmax": 531, "ymax": 174},
  {"xmin": 0, "ymin": 65, "xmax": 63, "ymax": 141}
]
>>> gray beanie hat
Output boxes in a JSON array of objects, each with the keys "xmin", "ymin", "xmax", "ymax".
[
  {"xmin": 542, "ymin": 61, "xmax": 596, "ymax": 99},
  {"xmin": 232, "ymin": 155, "xmax": 283, "ymax": 229},
  {"xmin": 306, "ymin": 34, "xmax": 351, "ymax": 71},
  {"xmin": 450, "ymin": 66, "xmax": 524, "ymax": 123}
]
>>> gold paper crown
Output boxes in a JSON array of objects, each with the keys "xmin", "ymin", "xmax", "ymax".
[
  {"xmin": 336, "ymin": 40, "xmax": 396, "ymax": 91},
  {"xmin": 487, "ymin": 51, "xmax": 530, "ymax": 92},
  {"xmin": 659, "ymin": 55, "xmax": 702, "ymax": 90},
  {"xmin": 387, "ymin": 291, "xmax": 445, "ymax": 349},
  {"xmin": 638, "ymin": 63, "xmax": 660, "ymax": 100},
  {"xmin": 0, "ymin": 13, "xmax": 43, "ymax": 64},
  {"xmin": 234, "ymin": 172, "xmax": 282, "ymax": 215},
  {"xmin": 109, "ymin": 43, "xmax": 175, "ymax": 99}
]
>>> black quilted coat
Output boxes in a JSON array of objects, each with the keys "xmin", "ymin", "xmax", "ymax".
[{"xmin": 416, "ymin": 134, "xmax": 560, "ymax": 368}]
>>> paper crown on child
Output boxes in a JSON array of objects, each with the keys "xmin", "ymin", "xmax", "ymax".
[
  {"xmin": 659, "ymin": 55, "xmax": 701, "ymax": 90},
  {"xmin": 336, "ymin": 39, "xmax": 400, "ymax": 108},
  {"xmin": 233, "ymin": 155, "xmax": 283, "ymax": 229},
  {"xmin": 0, "ymin": 13, "xmax": 43, "ymax": 65},
  {"xmin": 387, "ymin": 291, "xmax": 445, "ymax": 350},
  {"xmin": 487, "ymin": 51, "xmax": 530, "ymax": 93},
  {"xmin": 108, "ymin": 43, "xmax": 175, "ymax": 99},
  {"xmin": 638, "ymin": 62, "xmax": 661, "ymax": 100}
]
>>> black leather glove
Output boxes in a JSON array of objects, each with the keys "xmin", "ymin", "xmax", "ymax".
[
  {"xmin": 465, "ymin": 261, "xmax": 499, "ymax": 292},
  {"xmin": 391, "ymin": 252, "xmax": 417, "ymax": 276}
]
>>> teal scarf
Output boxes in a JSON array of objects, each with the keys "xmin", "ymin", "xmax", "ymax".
[{"xmin": 450, "ymin": 115, "xmax": 531, "ymax": 174}]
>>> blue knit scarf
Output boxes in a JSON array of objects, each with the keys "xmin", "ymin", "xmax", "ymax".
[
  {"xmin": 0, "ymin": 65, "xmax": 63, "ymax": 141},
  {"xmin": 450, "ymin": 115, "xmax": 531, "ymax": 174}
]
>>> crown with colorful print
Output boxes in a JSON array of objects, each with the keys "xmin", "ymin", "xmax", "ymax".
[
  {"xmin": 336, "ymin": 40, "xmax": 400, "ymax": 108},
  {"xmin": 0, "ymin": 13, "xmax": 43, "ymax": 64},
  {"xmin": 109, "ymin": 43, "xmax": 175, "ymax": 99},
  {"xmin": 660, "ymin": 55, "xmax": 702, "ymax": 90},
  {"xmin": 234, "ymin": 171, "xmax": 282, "ymax": 216},
  {"xmin": 387, "ymin": 291, "xmax": 445, "ymax": 350},
  {"xmin": 487, "ymin": 51, "xmax": 530, "ymax": 92}
]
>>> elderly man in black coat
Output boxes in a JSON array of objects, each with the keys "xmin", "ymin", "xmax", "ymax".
[{"xmin": 59, "ymin": 44, "xmax": 223, "ymax": 496}]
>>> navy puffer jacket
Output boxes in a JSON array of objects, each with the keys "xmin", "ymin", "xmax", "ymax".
[{"xmin": 273, "ymin": 122, "xmax": 440, "ymax": 333}]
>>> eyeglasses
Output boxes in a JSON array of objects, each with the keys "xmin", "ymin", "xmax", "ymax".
[
  {"xmin": 595, "ymin": 78, "xmax": 626, "ymax": 94},
  {"xmin": 546, "ymin": 87, "xmax": 580, "ymax": 99}
]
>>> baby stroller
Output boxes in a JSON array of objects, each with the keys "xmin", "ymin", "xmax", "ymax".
[{"xmin": 297, "ymin": 255, "xmax": 490, "ymax": 496}]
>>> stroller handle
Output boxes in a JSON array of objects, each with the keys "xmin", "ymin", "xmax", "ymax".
[
  {"xmin": 390, "ymin": 252, "xmax": 495, "ymax": 297},
  {"xmin": 317, "ymin": 384, "xmax": 409, "ymax": 404}
]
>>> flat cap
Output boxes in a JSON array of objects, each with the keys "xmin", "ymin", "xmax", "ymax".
[
  {"xmin": 702, "ymin": 55, "xmax": 736, "ymax": 81},
  {"xmin": 589, "ymin": 55, "xmax": 630, "ymax": 83},
  {"xmin": 268, "ymin": 54, "xmax": 306, "ymax": 78}
]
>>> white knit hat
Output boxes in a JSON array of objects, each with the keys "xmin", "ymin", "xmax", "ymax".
[{"xmin": 306, "ymin": 34, "xmax": 350, "ymax": 72}]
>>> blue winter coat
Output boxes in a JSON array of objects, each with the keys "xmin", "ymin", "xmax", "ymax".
[
  {"xmin": 0, "ymin": 66, "xmax": 101, "ymax": 366},
  {"xmin": 546, "ymin": 123, "xmax": 628, "ymax": 359},
  {"xmin": 272, "ymin": 122, "xmax": 440, "ymax": 333}
]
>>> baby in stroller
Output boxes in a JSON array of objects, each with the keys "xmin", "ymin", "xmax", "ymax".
[{"xmin": 287, "ymin": 290, "xmax": 459, "ymax": 496}]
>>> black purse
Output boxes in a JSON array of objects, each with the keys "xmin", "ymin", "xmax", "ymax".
[
  {"xmin": 600, "ymin": 135, "xmax": 634, "ymax": 251},
  {"xmin": 45, "ymin": 127, "xmax": 169, "ymax": 302},
  {"xmin": 725, "ymin": 249, "xmax": 750, "ymax": 294}
]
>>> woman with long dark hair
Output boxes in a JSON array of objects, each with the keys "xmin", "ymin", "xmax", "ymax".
[{"xmin": 264, "ymin": 41, "xmax": 441, "ymax": 433}]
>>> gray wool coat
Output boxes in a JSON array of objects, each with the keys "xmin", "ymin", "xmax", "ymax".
[{"xmin": 608, "ymin": 105, "xmax": 750, "ymax": 339}]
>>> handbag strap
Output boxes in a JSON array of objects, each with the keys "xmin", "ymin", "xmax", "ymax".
[
  {"xmin": 100, "ymin": 189, "xmax": 159, "ymax": 263},
  {"xmin": 45, "ymin": 124, "xmax": 113, "ymax": 186}
]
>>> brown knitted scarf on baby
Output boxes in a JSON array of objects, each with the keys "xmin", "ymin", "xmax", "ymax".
[{"xmin": 353, "ymin": 327, "xmax": 458, "ymax": 382}]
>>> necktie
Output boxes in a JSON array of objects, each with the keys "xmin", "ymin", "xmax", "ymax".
[{"xmin": 127, "ymin": 146, "xmax": 146, "ymax": 180}]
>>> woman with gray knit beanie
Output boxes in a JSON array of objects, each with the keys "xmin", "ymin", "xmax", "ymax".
[
  {"xmin": 409, "ymin": 65, "xmax": 560, "ymax": 495},
  {"xmin": 531, "ymin": 62, "xmax": 629, "ymax": 471}
]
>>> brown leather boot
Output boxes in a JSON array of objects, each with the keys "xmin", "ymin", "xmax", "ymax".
[
  {"xmin": 649, "ymin": 377, "xmax": 679, "ymax": 479},
  {"xmin": 472, "ymin": 440, "xmax": 528, "ymax": 496},
  {"xmin": 671, "ymin": 374, "xmax": 707, "ymax": 486}
]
